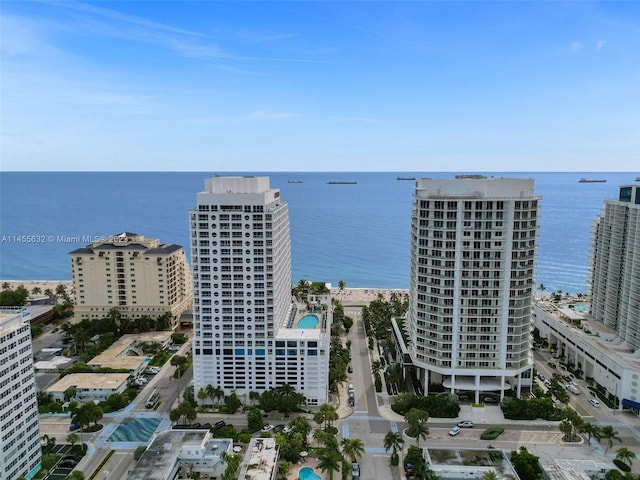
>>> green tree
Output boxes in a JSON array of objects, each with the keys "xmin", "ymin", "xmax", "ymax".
[
  {"xmin": 615, "ymin": 447, "xmax": 636, "ymax": 467},
  {"xmin": 510, "ymin": 446, "xmax": 543, "ymax": 480},
  {"xmin": 600, "ymin": 425, "xmax": 622, "ymax": 453},
  {"xmin": 66, "ymin": 433, "xmax": 79, "ymax": 450},
  {"xmin": 384, "ymin": 430, "xmax": 404, "ymax": 464},
  {"xmin": 289, "ymin": 416, "xmax": 312, "ymax": 449},
  {"xmin": 224, "ymin": 392, "xmax": 242, "ymax": 414},
  {"xmin": 156, "ymin": 312, "xmax": 172, "ymax": 331},
  {"xmin": 72, "ymin": 401, "xmax": 103, "ymax": 429},
  {"xmin": 341, "ymin": 438, "xmax": 365, "ymax": 463},
  {"xmin": 317, "ymin": 449, "xmax": 343, "ymax": 480},
  {"xmin": 64, "ymin": 386, "xmax": 77, "ymax": 402},
  {"xmin": 247, "ymin": 408, "xmax": 264, "ymax": 431},
  {"xmin": 580, "ymin": 422, "xmax": 602, "ymax": 444},
  {"xmin": 404, "ymin": 408, "xmax": 429, "ymax": 446}
]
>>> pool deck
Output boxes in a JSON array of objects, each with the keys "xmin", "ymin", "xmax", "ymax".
[
  {"xmin": 287, "ymin": 303, "xmax": 326, "ymax": 331},
  {"xmin": 287, "ymin": 457, "xmax": 327, "ymax": 480}
]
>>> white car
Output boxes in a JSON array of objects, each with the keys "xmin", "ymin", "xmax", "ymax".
[
  {"xmin": 449, "ymin": 426, "xmax": 461, "ymax": 436},
  {"xmin": 457, "ymin": 420, "xmax": 474, "ymax": 428},
  {"xmin": 283, "ymin": 426, "xmax": 291, "ymax": 433},
  {"xmin": 135, "ymin": 378, "xmax": 147, "ymax": 385},
  {"xmin": 261, "ymin": 424, "xmax": 274, "ymax": 432},
  {"xmin": 589, "ymin": 398, "xmax": 600, "ymax": 407}
]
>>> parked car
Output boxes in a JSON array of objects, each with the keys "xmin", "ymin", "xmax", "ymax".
[
  {"xmin": 69, "ymin": 424, "xmax": 81, "ymax": 431},
  {"xmin": 563, "ymin": 375, "xmax": 572, "ymax": 382},
  {"xmin": 547, "ymin": 362, "xmax": 557, "ymax": 369},
  {"xmin": 537, "ymin": 374, "xmax": 545, "ymax": 381},
  {"xmin": 214, "ymin": 421, "xmax": 226, "ymax": 429},
  {"xmin": 261, "ymin": 424, "xmax": 274, "ymax": 432},
  {"xmin": 483, "ymin": 396, "xmax": 498, "ymax": 403},
  {"xmin": 457, "ymin": 420, "xmax": 474, "ymax": 428},
  {"xmin": 589, "ymin": 398, "xmax": 600, "ymax": 407},
  {"xmin": 273, "ymin": 424, "xmax": 285, "ymax": 432},
  {"xmin": 449, "ymin": 426, "xmax": 461, "ymax": 436},
  {"xmin": 351, "ymin": 462, "xmax": 360, "ymax": 479},
  {"xmin": 283, "ymin": 426, "xmax": 291, "ymax": 433},
  {"xmin": 348, "ymin": 397, "xmax": 355, "ymax": 407},
  {"xmin": 52, "ymin": 327, "xmax": 59, "ymax": 333},
  {"xmin": 348, "ymin": 366, "xmax": 353, "ymax": 373}
]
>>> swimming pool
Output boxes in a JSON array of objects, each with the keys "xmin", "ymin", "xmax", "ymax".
[
  {"xmin": 297, "ymin": 314, "xmax": 319, "ymax": 329},
  {"xmin": 299, "ymin": 466, "xmax": 322, "ymax": 480},
  {"xmin": 573, "ymin": 305, "xmax": 589, "ymax": 311}
]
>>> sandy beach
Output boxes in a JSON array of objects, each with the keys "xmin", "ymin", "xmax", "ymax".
[
  {"xmin": 1, "ymin": 280, "xmax": 73, "ymax": 295},
  {"xmin": 2, "ymin": 280, "xmax": 404, "ymax": 307},
  {"xmin": 330, "ymin": 287, "xmax": 408, "ymax": 305}
]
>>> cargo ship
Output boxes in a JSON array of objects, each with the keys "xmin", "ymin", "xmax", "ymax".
[{"xmin": 578, "ymin": 178, "xmax": 607, "ymax": 183}]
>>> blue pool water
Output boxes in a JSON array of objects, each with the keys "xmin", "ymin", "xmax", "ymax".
[
  {"xmin": 107, "ymin": 417, "xmax": 161, "ymax": 443},
  {"xmin": 299, "ymin": 466, "xmax": 322, "ymax": 480},
  {"xmin": 573, "ymin": 305, "xmax": 589, "ymax": 311},
  {"xmin": 297, "ymin": 314, "xmax": 319, "ymax": 329}
]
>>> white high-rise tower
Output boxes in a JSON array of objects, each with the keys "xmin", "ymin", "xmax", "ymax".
[
  {"xmin": 190, "ymin": 176, "xmax": 330, "ymax": 407},
  {"xmin": 0, "ymin": 308, "xmax": 42, "ymax": 480},
  {"xmin": 590, "ymin": 184, "xmax": 640, "ymax": 350},
  {"xmin": 407, "ymin": 176, "xmax": 539, "ymax": 402}
]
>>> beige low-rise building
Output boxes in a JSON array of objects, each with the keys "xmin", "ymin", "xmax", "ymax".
[
  {"xmin": 46, "ymin": 372, "xmax": 130, "ymax": 402},
  {"xmin": 69, "ymin": 232, "xmax": 192, "ymax": 328},
  {"xmin": 87, "ymin": 332, "xmax": 173, "ymax": 375}
]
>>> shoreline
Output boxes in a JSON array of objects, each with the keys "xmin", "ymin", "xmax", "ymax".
[
  {"xmin": 1, "ymin": 280, "xmax": 405, "ymax": 305},
  {"xmin": 1, "ymin": 280, "xmax": 73, "ymax": 294}
]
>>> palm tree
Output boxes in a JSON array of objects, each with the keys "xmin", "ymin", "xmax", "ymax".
[
  {"xmin": 580, "ymin": 422, "xmax": 602, "ymax": 444},
  {"xmin": 404, "ymin": 408, "xmax": 429, "ymax": 446},
  {"xmin": 383, "ymin": 430, "xmax": 404, "ymax": 463},
  {"xmin": 371, "ymin": 359, "xmax": 383, "ymax": 376},
  {"xmin": 482, "ymin": 471, "xmax": 499, "ymax": 480},
  {"xmin": 197, "ymin": 388, "xmax": 207, "ymax": 406},
  {"xmin": 31, "ymin": 286, "xmax": 42, "ymax": 296},
  {"xmin": 337, "ymin": 280, "xmax": 346, "ymax": 300},
  {"xmin": 67, "ymin": 433, "xmax": 79, "ymax": 451},
  {"xmin": 615, "ymin": 447, "xmax": 636, "ymax": 467},
  {"xmin": 341, "ymin": 438, "xmax": 365, "ymax": 463},
  {"xmin": 600, "ymin": 425, "xmax": 622, "ymax": 453},
  {"xmin": 559, "ymin": 419, "xmax": 574, "ymax": 442},
  {"xmin": 317, "ymin": 449, "xmax": 343, "ymax": 480},
  {"xmin": 205, "ymin": 384, "xmax": 216, "ymax": 408},
  {"xmin": 249, "ymin": 390, "xmax": 261, "ymax": 406},
  {"xmin": 213, "ymin": 386, "xmax": 225, "ymax": 405}
]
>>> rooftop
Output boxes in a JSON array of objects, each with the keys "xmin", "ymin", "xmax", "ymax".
[
  {"xmin": 534, "ymin": 297, "xmax": 640, "ymax": 369},
  {"xmin": 129, "ymin": 429, "xmax": 232, "ymax": 480},
  {"xmin": 87, "ymin": 332, "xmax": 172, "ymax": 370},
  {"xmin": 238, "ymin": 438, "xmax": 279, "ymax": 480},
  {"xmin": 46, "ymin": 372, "xmax": 130, "ymax": 392}
]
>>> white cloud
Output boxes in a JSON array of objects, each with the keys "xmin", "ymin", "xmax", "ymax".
[
  {"xmin": 570, "ymin": 41, "xmax": 584, "ymax": 53},
  {"xmin": 596, "ymin": 40, "xmax": 608, "ymax": 51}
]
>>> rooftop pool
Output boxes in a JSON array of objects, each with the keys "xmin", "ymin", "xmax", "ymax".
[{"xmin": 297, "ymin": 314, "xmax": 319, "ymax": 329}]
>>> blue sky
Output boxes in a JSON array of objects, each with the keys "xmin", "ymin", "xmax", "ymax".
[{"xmin": 1, "ymin": 1, "xmax": 639, "ymax": 172}]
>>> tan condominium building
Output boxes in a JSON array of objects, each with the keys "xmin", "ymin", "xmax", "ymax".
[{"xmin": 69, "ymin": 232, "xmax": 192, "ymax": 327}]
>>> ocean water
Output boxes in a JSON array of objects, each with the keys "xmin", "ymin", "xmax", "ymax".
[{"xmin": 0, "ymin": 172, "xmax": 635, "ymax": 294}]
